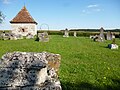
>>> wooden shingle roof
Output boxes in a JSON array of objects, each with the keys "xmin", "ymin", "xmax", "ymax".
[{"xmin": 10, "ymin": 6, "xmax": 37, "ymax": 24}]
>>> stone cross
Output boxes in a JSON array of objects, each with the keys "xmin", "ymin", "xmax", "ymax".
[{"xmin": 63, "ymin": 28, "xmax": 69, "ymax": 37}]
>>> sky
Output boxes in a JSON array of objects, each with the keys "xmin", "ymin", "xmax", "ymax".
[{"xmin": 0, "ymin": 0, "xmax": 120, "ymax": 30}]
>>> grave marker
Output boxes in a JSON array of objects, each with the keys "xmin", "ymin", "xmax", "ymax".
[
  {"xmin": 95, "ymin": 27, "xmax": 105, "ymax": 42},
  {"xmin": 108, "ymin": 39, "xmax": 118, "ymax": 49},
  {"xmin": 63, "ymin": 28, "xmax": 69, "ymax": 37},
  {"xmin": 107, "ymin": 31, "xmax": 112, "ymax": 40},
  {"xmin": 38, "ymin": 32, "xmax": 49, "ymax": 42},
  {"xmin": 74, "ymin": 31, "xmax": 77, "ymax": 37}
]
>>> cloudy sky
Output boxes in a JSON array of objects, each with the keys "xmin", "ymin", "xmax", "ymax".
[{"xmin": 0, "ymin": 0, "xmax": 120, "ymax": 30}]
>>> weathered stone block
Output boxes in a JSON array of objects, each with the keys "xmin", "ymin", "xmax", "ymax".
[
  {"xmin": 0, "ymin": 52, "xmax": 61, "ymax": 90},
  {"xmin": 108, "ymin": 44, "xmax": 119, "ymax": 49},
  {"xmin": 0, "ymin": 33, "xmax": 24, "ymax": 40},
  {"xmin": 38, "ymin": 32, "xmax": 49, "ymax": 42},
  {"xmin": 26, "ymin": 33, "xmax": 34, "ymax": 39}
]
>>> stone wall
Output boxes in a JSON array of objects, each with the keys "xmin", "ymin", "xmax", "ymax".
[
  {"xmin": 0, "ymin": 52, "xmax": 61, "ymax": 90},
  {"xmin": 11, "ymin": 23, "xmax": 37, "ymax": 36}
]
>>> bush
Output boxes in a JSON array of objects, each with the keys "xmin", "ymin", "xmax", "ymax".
[
  {"xmin": 37, "ymin": 30, "xmax": 99, "ymax": 37},
  {"xmin": 0, "ymin": 30, "xmax": 119, "ymax": 38},
  {"xmin": 37, "ymin": 30, "xmax": 63, "ymax": 35}
]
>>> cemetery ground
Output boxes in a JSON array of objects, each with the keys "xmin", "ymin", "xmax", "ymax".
[{"xmin": 0, "ymin": 35, "xmax": 120, "ymax": 90}]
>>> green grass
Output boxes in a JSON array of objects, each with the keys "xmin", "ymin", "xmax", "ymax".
[{"xmin": 0, "ymin": 35, "xmax": 120, "ymax": 90}]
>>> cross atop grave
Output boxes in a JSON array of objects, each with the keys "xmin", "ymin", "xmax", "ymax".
[
  {"xmin": 99, "ymin": 27, "xmax": 105, "ymax": 42},
  {"xmin": 63, "ymin": 28, "xmax": 69, "ymax": 37}
]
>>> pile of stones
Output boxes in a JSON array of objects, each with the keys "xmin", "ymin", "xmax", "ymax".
[
  {"xmin": 90, "ymin": 27, "xmax": 105, "ymax": 42},
  {"xmin": 26, "ymin": 33, "xmax": 34, "ymax": 39},
  {"xmin": 0, "ymin": 33, "xmax": 23, "ymax": 40},
  {"xmin": 0, "ymin": 52, "xmax": 61, "ymax": 90}
]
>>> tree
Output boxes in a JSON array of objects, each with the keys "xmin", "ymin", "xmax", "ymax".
[{"xmin": 0, "ymin": 11, "xmax": 5, "ymax": 24}]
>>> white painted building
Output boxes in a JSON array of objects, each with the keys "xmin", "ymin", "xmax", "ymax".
[{"xmin": 10, "ymin": 6, "xmax": 37, "ymax": 36}]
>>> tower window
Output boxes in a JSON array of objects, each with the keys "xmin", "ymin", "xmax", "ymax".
[{"xmin": 22, "ymin": 29, "xmax": 25, "ymax": 32}]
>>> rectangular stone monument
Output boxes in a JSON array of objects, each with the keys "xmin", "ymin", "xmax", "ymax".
[
  {"xmin": 0, "ymin": 52, "xmax": 62, "ymax": 90},
  {"xmin": 38, "ymin": 32, "xmax": 49, "ymax": 42},
  {"xmin": 107, "ymin": 31, "xmax": 112, "ymax": 40},
  {"xmin": 74, "ymin": 31, "xmax": 77, "ymax": 37}
]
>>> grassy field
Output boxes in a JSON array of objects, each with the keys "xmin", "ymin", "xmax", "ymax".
[{"xmin": 0, "ymin": 35, "xmax": 120, "ymax": 90}]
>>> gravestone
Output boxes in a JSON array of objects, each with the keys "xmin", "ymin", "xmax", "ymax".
[
  {"xmin": 108, "ymin": 39, "xmax": 118, "ymax": 49},
  {"xmin": 99, "ymin": 27, "xmax": 105, "ymax": 42},
  {"xmin": 38, "ymin": 32, "xmax": 49, "ymax": 42},
  {"xmin": 0, "ymin": 52, "xmax": 61, "ymax": 90},
  {"xmin": 74, "ymin": 31, "xmax": 77, "ymax": 37},
  {"xmin": 107, "ymin": 31, "xmax": 112, "ymax": 40},
  {"xmin": 63, "ymin": 28, "xmax": 69, "ymax": 37}
]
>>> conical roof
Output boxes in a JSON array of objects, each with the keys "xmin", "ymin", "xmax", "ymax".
[{"xmin": 10, "ymin": 6, "xmax": 37, "ymax": 24}]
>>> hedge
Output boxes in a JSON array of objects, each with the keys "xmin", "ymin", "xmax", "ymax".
[{"xmin": 0, "ymin": 30, "xmax": 119, "ymax": 38}]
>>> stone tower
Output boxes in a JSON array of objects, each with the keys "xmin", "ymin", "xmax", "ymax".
[{"xmin": 10, "ymin": 6, "xmax": 37, "ymax": 36}]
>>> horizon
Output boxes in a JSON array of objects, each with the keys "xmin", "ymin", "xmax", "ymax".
[{"xmin": 0, "ymin": 0, "xmax": 120, "ymax": 30}]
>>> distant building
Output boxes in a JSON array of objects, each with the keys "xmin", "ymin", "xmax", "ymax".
[{"xmin": 10, "ymin": 6, "xmax": 37, "ymax": 36}]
